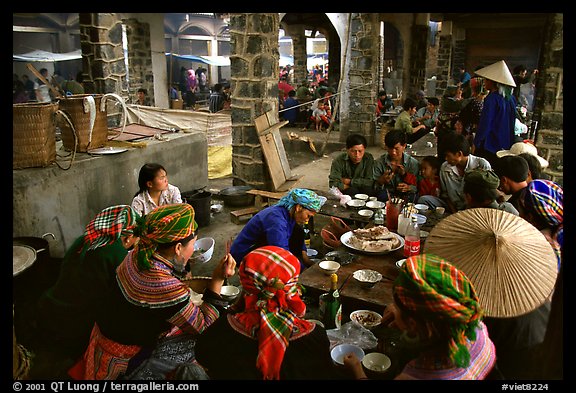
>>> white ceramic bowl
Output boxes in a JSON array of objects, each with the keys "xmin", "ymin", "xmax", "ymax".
[
  {"xmin": 331, "ymin": 343, "xmax": 365, "ymax": 366},
  {"xmin": 346, "ymin": 199, "xmax": 366, "ymax": 209},
  {"xmin": 220, "ymin": 285, "xmax": 241, "ymax": 303},
  {"xmin": 354, "ymin": 193, "xmax": 369, "ymax": 201},
  {"xmin": 362, "ymin": 352, "xmax": 391, "ymax": 373},
  {"xmin": 357, "ymin": 209, "xmax": 374, "ymax": 218},
  {"xmin": 353, "ymin": 269, "xmax": 383, "ymax": 288},
  {"xmin": 191, "ymin": 237, "xmax": 215, "ymax": 263},
  {"xmin": 395, "ymin": 258, "xmax": 406, "ymax": 269},
  {"xmin": 414, "ymin": 203, "xmax": 429, "ymax": 214},
  {"xmin": 350, "ymin": 310, "xmax": 383, "ymax": 330},
  {"xmin": 307, "ymin": 319, "xmax": 325, "ymax": 328},
  {"xmin": 365, "ymin": 200, "xmax": 385, "ymax": 209},
  {"xmin": 319, "ymin": 260, "xmax": 341, "ymax": 275}
]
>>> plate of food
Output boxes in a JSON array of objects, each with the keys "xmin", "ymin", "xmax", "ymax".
[{"xmin": 340, "ymin": 226, "xmax": 404, "ymax": 254}]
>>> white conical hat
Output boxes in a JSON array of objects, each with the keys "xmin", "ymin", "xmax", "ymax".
[
  {"xmin": 423, "ymin": 208, "xmax": 557, "ymax": 318},
  {"xmin": 474, "ymin": 60, "xmax": 516, "ymax": 87}
]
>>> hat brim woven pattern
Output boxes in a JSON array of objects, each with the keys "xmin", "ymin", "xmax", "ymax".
[{"xmin": 423, "ymin": 208, "xmax": 557, "ymax": 318}]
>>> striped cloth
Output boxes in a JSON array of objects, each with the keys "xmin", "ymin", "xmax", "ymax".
[
  {"xmin": 402, "ymin": 322, "xmax": 495, "ymax": 380},
  {"xmin": 231, "ymin": 246, "xmax": 313, "ymax": 380},
  {"xmin": 394, "ymin": 253, "xmax": 483, "ymax": 369},
  {"xmin": 524, "ymin": 179, "xmax": 563, "ymax": 228},
  {"xmin": 83, "ymin": 205, "xmax": 140, "ymax": 251}
]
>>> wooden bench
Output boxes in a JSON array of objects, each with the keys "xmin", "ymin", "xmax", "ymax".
[{"xmin": 230, "ymin": 206, "xmax": 260, "ymax": 225}]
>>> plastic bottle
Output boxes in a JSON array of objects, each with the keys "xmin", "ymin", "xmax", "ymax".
[
  {"xmin": 403, "ymin": 215, "xmax": 421, "ymax": 258},
  {"xmin": 318, "ymin": 273, "xmax": 342, "ymax": 330}
]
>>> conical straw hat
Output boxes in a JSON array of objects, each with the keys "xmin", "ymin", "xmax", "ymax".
[
  {"xmin": 423, "ymin": 208, "xmax": 557, "ymax": 318},
  {"xmin": 474, "ymin": 60, "xmax": 516, "ymax": 87}
]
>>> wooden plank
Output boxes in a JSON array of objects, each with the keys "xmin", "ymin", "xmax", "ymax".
[
  {"xmin": 246, "ymin": 189, "xmax": 285, "ymax": 199},
  {"xmin": 254, "ymin": 114, "xmax": 270, "ymax": 134},
  {"xmin": 259, "ymin": 131, "xmax": 286, "ymax": 191},
  {"xmin": 271, "ymin": 126, "xmax": 292, "ymax": 179},
  {"xmin": 230, "ymin": 206, "xmax": 260, "ymax": 224},
  {"xmin": 276, "ymin": 175, "xmax": 303, "ymax": 192}
]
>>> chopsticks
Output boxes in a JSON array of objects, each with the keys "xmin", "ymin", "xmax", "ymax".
[
  {"xmin": 224, "ymin": 237, "xmax": 234, "ymax": 285},
  {"xmin": 338, "ymin": 273, "xmax": 352, "ymax": 292}
]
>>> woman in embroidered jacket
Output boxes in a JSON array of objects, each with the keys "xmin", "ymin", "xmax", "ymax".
[
  {"xmin": 68, "ymin": 204, "xmax": 236, "ymax": 380},
  {"xmin": 345, "ymin": 254, "xmax": 496, "ymax": 380}
]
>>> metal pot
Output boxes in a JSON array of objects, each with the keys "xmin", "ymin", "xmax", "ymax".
[
  {"xmin": 13, "ymin": 233, "xmax": 55, "ymax": 277},
  {"xmin": 218, "ymin": 185, "xmax": 255, "ymax": 207}
]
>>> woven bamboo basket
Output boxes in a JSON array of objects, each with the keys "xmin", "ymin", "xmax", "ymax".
[
  {"xmin": 58, "ymin": 94, "xmax": 108, "ymax": 152},
  {"xmin": 13, "ymin": 102, "xmax": 58, "ymax": 169}
]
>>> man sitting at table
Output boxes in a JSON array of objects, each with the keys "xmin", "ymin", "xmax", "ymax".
[
  {"xmin": 329, "ymin": 133, "xmax": 376, "ymax": 197},
  {"xmin": 419, "ymin": 133, "xmax": 491, "ymax": 213},
  {"xmin": 413, "ymin": 97, "xmax": 440, "ymax": 131},
  {"xmin": 374, "ymin": 129, "xmax": 419, "ymax": 203},
  {"xmin": 463, "ymin": 169, "xmax": 518, "ymax": 215},
  {"xmin": 394, "ymin": 97, "xmax": 429, "ymax": 144}
]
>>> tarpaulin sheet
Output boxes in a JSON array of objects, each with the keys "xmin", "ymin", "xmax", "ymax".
[{"xmin": 125, "ymin": 105, "xmax": 232, "ymax": 179}]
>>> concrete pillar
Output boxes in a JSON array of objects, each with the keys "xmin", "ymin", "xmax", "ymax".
[
  {"xmin": 230, "ymin": 13, "xmax": 280, "ymax": 190},
  {"xmin": 289, "ymin": 26, "xmax": 308, "ymax": 85}
]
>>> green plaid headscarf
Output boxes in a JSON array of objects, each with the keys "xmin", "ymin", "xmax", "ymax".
[
  {"xmin": 394, "ymin": 253, "xmax": 482, "ymax": 368},
  {"xmin": 132, "ymin": 203, "xmax": 198, "ymax": 270},
  {"xmin": 83, "ymin": 205, "xmax": 140, "ymax": 251},
  {"xmin": 276, "ymin": 188, "xmax": 326, "ymax": 213}
]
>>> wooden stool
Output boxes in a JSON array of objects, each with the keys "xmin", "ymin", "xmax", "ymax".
[
  {"xmin": 230, "ymin": 206, "xmax": 260, "ymax": 225},
  {"xmin": 246, "ymin": 189, "xmax": 284, "ymax": 209}
]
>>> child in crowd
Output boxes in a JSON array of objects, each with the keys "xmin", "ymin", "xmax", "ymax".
[
  {"xmin": 312, "ymin": 102, "xmax": 330, "ymax": 131},
  {"xmin": 131, "ymin": 163, "xmax": 182, "ymax": 216},
  {"xmin": 417, "ymin": 155, "xmax": 441, "ymax": 199}
]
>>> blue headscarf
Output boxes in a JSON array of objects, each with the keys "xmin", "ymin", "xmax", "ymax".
[{"xmin": 276, "ymin": 188, "xmax": 326, "ymax": 213}]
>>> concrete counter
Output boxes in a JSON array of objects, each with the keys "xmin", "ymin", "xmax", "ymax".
[{"xmin": 13, "ymin": 130, "xmax": 208, "ymax": 257}]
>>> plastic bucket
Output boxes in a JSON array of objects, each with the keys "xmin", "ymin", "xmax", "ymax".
[{"xmin": 183, "ymin": 190, "xmax": 212, "ymax": 227}]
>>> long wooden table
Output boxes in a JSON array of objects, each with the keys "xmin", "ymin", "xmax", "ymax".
[{"xmin": 299, "ymin": 246, "xmax": 404, "ymax": 316}]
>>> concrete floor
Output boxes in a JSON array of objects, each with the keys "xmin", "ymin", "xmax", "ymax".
[{"xmin": 15, "ymin": 126, "xmax": 389, "ymax": 379}]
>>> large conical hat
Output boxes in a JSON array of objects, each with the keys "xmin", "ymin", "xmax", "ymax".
[
  {"xmin": 423, "ymin": 208, "xmax": 557, "ymax": 318},
  {"xmin": 474, "ymin": 60, "xmax": 516, "ymax": 87}
]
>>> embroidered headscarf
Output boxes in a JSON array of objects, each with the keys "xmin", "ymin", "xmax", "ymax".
[
  {"xmin": 232, "ymin": 246, "xmax": 313, "ymax": 380},
  {"xmin": 393, "ymin": 253, "xmax": 482, "ymax": 368},
  {"xmin": 523, "ymin": 179, "xmax": 563, "ymax": 228},
  {"xmin": 132, "ymin": 203, "xmax": 197, "ymax": 270},
  {"xmin": 276, "ymin": 188, "xmax": 326, "ymax": 213},
  {"xmin": 82, "ymin": 205, "xmax": 140, "ymax": 252}
]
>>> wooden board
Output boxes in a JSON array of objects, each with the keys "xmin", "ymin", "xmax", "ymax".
[{"xmin": 254, "ymin": 111, "xmax": 297, "ymax": 192}]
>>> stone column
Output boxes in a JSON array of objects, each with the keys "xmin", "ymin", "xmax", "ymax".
[
  {"xmin": 408, "ymin": 14, "xmax": 430, "ymax": 95},
  {"xmin": 341, "ymin": 13, "xmax": 380, "ymax": 146},
  {"xmin": 287, "ymin": 25, "xmax": 308, "ymax": 85},
  {"xmin": 435, "ymin": 21, "xmax": 453, "ymax": 98},
  {"xmin": 79, "ymin": 13, "xmax": 127, "ymax": 97},
  {"xmin": 123, "ymin": 18, "xmax": 155, "ymax": 103},
  {"xmin": 533, "ymin": 13, "xmax": 563, "ymax": 185},
  {"xmin": 229, "ymin": 13, "xmax": 280, "ymax": 190}
]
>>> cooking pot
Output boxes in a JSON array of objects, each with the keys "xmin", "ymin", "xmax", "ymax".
[
  {"xmin": 13, "ymin": 233, "xmax": 55, "ymax": 274},
  {"xmin": 217, "ymin": 185, "xmax": 255, "ymax": 207}
]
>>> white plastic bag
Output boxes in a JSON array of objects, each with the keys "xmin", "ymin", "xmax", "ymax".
[{"xmin": 326, "ymin": 321, "xmax": 378, "ymax": 350}]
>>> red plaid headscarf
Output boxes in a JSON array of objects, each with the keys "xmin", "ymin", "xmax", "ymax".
[
  {"xmin": 232, "ymin": 246, "xmax": 313, "ymax": 380},
  {"xmin": 82, "ymin": 205, "xmax": 140, "ymax": 251},
  {"xmin": 132, "ymin": 203, "xmax": 197, "ymax": 271},
  {"xmin": 394, "ymin": 253, "xmax": 482, "ymax": 368}
]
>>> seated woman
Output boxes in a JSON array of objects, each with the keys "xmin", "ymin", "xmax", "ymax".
[
  {"xmin": 37, "ymin": 205, "xmax": 141, "ymax": 359},
  {"xmin": 230, "ymin": 188, "xmax": 326, "ymax": 270},
  {"xmin": 131, "ymin": 163, "xmax": 182, "ymax": 217},
  {"xmin": 328, "ymin": 133, "xmax": 375, "ymax": 197},
  {"xmin": 195, "ymin": 246, "xmax": 355, "ymax": 380},
  {"xmin": 68, "ymin": 204, "xmax": 236, "ymax": 380},
  {"xmin": 345, "ymin": 254, "xmax": 496, "ymax": 380}
]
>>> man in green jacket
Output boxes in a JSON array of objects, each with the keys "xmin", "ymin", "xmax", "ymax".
[{"xmin": 329, "ymin": 133, "xmax": 376, "ymax": 196}]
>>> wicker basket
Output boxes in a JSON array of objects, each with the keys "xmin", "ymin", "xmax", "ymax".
[
  {"xmin": 58, "ymin": 94, "xmax": 108, "ymax": 152},
  {"xmin": 13, "ymin": 102, "xmax": 58, "ymax": 169}
]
